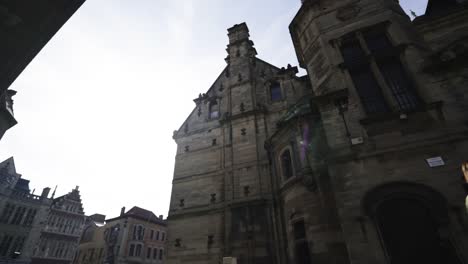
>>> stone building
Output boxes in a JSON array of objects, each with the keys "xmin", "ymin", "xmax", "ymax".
[
  {"xmin": 75, "ymin": 206, "xmax": 167, "ymax": 264},
  {"xmin": 0, "ymin": 157, "xmax": 51, "ymax": 263},
  {"xmin": 167, "ymin": 0, "xmax": 468, "ymax": 263},
  {"xmin": 31, "ymin": 187, "xmax": 86, "ymax": 264},
  {"xmin": 73, "ymin": 214, "xmax": 107, "ymax": 264},
  {"xmin": 0, "ymin": 0, "xmax": 86, "ymax": 141},
  {"xmin": 0, "ymin": 157, "xmax": 87, "ymax": 264}
]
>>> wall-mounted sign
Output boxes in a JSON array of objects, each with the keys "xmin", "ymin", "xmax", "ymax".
[
  {"xmin": 351, "ymin": 137, "xmax": 364, "ymax": 145},
  {"xmin": 426, "ymin": 157, "xmax": 445, "ymax": 168}
]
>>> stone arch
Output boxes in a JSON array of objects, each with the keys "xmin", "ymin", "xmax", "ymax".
[
  {"xmin": 363, "ymin": 181, "xmax": 449, "ymax": 223},
  {"xmin": 362, "ymin": 181, "xmax": 462, "ymax": 264}
]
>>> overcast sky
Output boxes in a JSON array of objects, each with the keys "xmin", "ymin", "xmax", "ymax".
[{"xmin": 0, "ymin": 0, "xmax": 428, "ymax": 219}]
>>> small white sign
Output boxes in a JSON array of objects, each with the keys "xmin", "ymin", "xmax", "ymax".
[
  {"xmin": 223, "ymin": 257, "xmax": 237, "ymax": 264},
  {"xmin": 351, "ymin": 137, "xmax": 364, "ymax": 145},
  {"xmin": 426, "ymin": 157, "xmax": 445, "ymax": 167}
]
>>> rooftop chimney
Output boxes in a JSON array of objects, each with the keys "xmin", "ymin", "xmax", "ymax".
[
  {"xmin": 120, "ymin": 207, "xmax": 126, "ymax": 216},
  {"xmin": 159, "ymin": 215, "xmax": 163, "ymax": 220},
  {"xmin": 41, "ymin": 187, "xmax": 51, "ymax": 198}
]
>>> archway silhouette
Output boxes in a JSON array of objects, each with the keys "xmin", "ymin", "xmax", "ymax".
[{"xmin": 363, "ymin": 182, "xmax": 462, "ymax": 264}]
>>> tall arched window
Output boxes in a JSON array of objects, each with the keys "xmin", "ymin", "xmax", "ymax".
[
  {"xmin": 209, "ymin": 100, "xmax": 219, "ymax": 119},
  {"xmin": 280, "ymin": 149, "xmax": 294, "ymax": 180},
  {"xmin": 270, "ymin": 82, "xmax": 282, "ymax": 102}
]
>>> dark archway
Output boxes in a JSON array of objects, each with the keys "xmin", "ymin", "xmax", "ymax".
[{"xmin": 363, "ymin": 182, "xmax": 462, "ymax": 264}]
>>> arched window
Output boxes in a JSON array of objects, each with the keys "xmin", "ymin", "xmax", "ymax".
[
  {"xmin": 280, "ymin": 149, "xmax": 294, "ymax": 180},
  {"xmin": 209, "ymin": 100, "xmax": 219, "ymax": 119},
  {"xmin": 270, "ymin": 82, "xmax": 282, "ymax": 102}
]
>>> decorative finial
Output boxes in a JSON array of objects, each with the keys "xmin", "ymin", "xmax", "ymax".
[
  {"xmin": 51, "ymin": 185, "xmax": 57, "ymax": 199},
  {"xmin": 410, "ymin": 10, "xmax": 417, "ymax": 18}
]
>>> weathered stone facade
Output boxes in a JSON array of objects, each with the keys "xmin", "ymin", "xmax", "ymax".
[
  {"xmin": 0, "ymin": 157, "xmax": 87, "ymax": 264},
  {"xmin": 168, "ymin": 23, "xmax": 311, "ymax": 264},
  {"xmin": 167, "ymin": 0, "xmax": 468, "ymax": 263},
  {"xmin": 288, "ymin": 0, "xmax": 468, "ymax": 263},
  {"xmin": 0, "ymin": 158, "xmax": 51, "ymax": 264},
  {"xmin": 167, "ymin": 0, "xmax": 468, "ymax": 264},
  {"xmin": 31, "ymin": 187, "xmax": 86, "ymax": 264}
]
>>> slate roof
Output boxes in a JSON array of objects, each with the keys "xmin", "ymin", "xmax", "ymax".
[{"xmin": 106, "ymin": 206, "xmax": 166, "ymax": 226}]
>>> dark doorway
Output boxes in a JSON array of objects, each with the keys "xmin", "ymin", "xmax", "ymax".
[{"xmin": 375, "ymin": 198, "xmax": 461, "ymax": 264}]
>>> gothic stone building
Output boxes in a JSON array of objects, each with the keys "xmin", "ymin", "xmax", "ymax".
[
  {"xmin": 31, "ymin": 187, "xmax": 86, "ymax": 264},
  {"xmin": 167, "ymin": 0, "xmax": 468, "ymax": 263},
  {"xmin": 0, "ymin": 158, "xmax": 86, "ymax": 264},
  {"xmin": 0, "ymin": 157, "xmax": 51, "ymax": 263}
]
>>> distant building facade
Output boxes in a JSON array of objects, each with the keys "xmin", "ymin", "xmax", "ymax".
[
  {"xmin": 0, "ymin": 157, "xmax": 86, "ymax": 264},
  {"xmin": 74, "ymin": 206, "xmax": 167, "ymax": 264},
  {"xmin": 31, "ymin": 187, "xmax": 86, "ymax": 264},
  {"xmin": 0, "ymin": 0, "xmax": 86, "ymax": 140},
  {"xmin": 167, "ymin": 0, "xmax": 468, "ymax": 263},
  {"xmin": 0, "ymin": 158, "xmax": 51, "ymax": 263},
  {"xmin": 73, "ymin": 214, "xmax": 107, "ymax": 264}
]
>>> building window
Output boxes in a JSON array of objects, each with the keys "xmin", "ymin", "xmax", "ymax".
[
  {"xmin": 270, "ymin": 82, "xmax": 282, "ymax": 102},
  {"xmin": 340, "ymin": 39, "xmax": 389, "ymax": 114},
  {"xmin": 150, "ymin": 230, "xmax": 154, "ymax": 240},
  {"xmin": 1, "ymin": 204, "xmax": 14, "ymax": 223},
  {"xmin": 147, "ymin": 247, "xmax": 151, "ymax": 259},
  {"xmin": 159, "ymin": 249, "xmax": 163, "ymax": 260},
  {"xmin": 161, "ymin": 232, "xmax": 166, "ymax": 241},
  {"xmin": 11, "ymin": 207, "xmax": 26, "ymax": 225},
  {"xmin": 23, "ymin": 209, "xmax": 37, "ymax": 227},
  {"xmin": 0, "ymin": 235, "xmax": 13, "ymax": 256},
  {"xmin": 135, "ymin": 244, "xmax": 142, "ymax": 257},
  {"xmin": 153, "ymin": 248, "xmax": 158, "ymax": 259},
  {"xmin": 133, "ymin": 225, "xmax": 144, "ymax": 240},
  {"xmin": 280, "ymin": 149, "xmax": 294, "ymax": 180},
  {"xmin": 293, "ymin": 220, "xmax": 311, "ymax": 264},
  {"xmin": 129, "ymin": 244, "xmax": 135, "ymax": 257},
  {"xmin": 209, "ymin": 100, "xmax": 219, "ymax": 119},
  {"xmin": 339, "ymin": 28, "xmax": 420, "ymax": 114},
  {"xmin": 156, "ymin": 231, "xmax": 160, "ymax": 240}
]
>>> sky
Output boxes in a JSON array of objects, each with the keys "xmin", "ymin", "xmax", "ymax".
[{"xmin": 0, "ymin": 0, "xmax": 428, "ymax": 219}]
